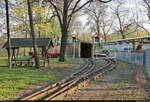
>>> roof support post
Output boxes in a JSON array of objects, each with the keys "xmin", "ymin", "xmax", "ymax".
[{"xmin": 132, "ymin": 40, "xmax": 135, "ymax": 51}]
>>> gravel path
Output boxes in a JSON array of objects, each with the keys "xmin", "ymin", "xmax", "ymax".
[{"xmin": 64, "ymin": 60, "xmax": 150, "ymax": 100}]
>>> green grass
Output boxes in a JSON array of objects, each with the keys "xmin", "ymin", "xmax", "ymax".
[
  {"xmin": 0, "ymin": 56, "xmax": 84, "ymax": 66},
  {"xmin": 0, "ymin": 57, "xmax": 84, "ymax": 100},
  {"xmin": 0, "ymin": 57, "xmax": 7, "ymax": 66},
  {"xmin": 0, "ymin": 67, "xmax": 58, "ymax": 99},
  {"xmin": 49, "ymin": 58, "xmax": 84, "ymax": 64}
]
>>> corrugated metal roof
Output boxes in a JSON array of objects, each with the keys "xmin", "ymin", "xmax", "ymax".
[{"xmin": 3, "ymin": 38, "xmax": 53, "ymax": 48}]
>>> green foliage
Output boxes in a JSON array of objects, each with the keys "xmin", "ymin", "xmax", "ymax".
[{"xmin": 11, "ymin": 0, "xmax": 61, "ymax": 39}]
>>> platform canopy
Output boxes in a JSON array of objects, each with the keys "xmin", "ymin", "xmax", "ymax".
[
  {"xmin": 103, "ymin": 36, "xmax": 150, "ymax": 44},
  {"xmin": 3, "ymin": 38, "xmax": 53, "ymax": 49}
]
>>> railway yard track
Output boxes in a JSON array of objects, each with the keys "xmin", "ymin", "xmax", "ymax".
[{"xmin": 18, "ymin": 58, "xmax": 117, "ymax": 100}]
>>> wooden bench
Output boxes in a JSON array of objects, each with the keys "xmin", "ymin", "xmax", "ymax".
[{"xmin": 12, "ymin": 57, "xmax": 34, "ymax": 67}]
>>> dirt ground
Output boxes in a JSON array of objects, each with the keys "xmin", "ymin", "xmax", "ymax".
[{"xmin": 64, "ymin": 60, "xmax": 150, "ymax": 100}]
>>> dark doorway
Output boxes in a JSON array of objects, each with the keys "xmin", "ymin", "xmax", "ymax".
[{"xmin": 80, "ymin": 42, "xmax": 93, "ymax": 58}]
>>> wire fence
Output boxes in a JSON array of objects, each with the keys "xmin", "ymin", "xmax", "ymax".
[
  {"xmin": 113, "ymin": 51, "xmax": 144, "ymax": 65},
  {"xmin": 108, "ymin": 48, "xmax": 150, "ymax": 77},
  {"xmin": 145, "ymin": 49, "xmax": 150, "ymax": 77}
]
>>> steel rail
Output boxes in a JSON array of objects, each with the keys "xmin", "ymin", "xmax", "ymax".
[
  {"xmin": 18, "ymin": 58, "xmax": 117, "ymax": 100},
  {"xmin": 45, "ymin": 58, "xmax": 117, "ymax": 100},
  {"xmin": 18, "ymin": 59, "xmax": 96, "ymax": 100}
]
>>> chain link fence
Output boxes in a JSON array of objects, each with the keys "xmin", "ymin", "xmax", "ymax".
[
  {"xmin": 114, "ymin": 51, "xmax": 144, "ymax": 65},
  {"xmin": 145, "ymin": 49, "xmax": 150, "ymax": 77}
]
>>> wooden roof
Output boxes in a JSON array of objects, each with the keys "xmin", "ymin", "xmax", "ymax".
[{"xmin": 3, "ymin": 38, "xmax": 53, "ymax": 48}]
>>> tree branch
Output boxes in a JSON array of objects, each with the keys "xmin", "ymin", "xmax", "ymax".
[
  {"xmin": 48, "ymin": 0, "xmax": 63, "ymax": 28},
  {"xmin": 98, "ymin": 0, "xmax": 112, "ymax": 3},
  {"xmin": 67, "ymin": 0, "xmax": 81, "ymax": 28},
  {"xmin": 72, "ymin": 0, "xmax": 92, "ymax": 14}
]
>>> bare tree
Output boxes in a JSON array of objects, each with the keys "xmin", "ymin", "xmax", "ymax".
[
  {"xmin": 133, "ymin": 18, "xmax": 150, "ymax": 36},
  {"xmin": 101, "ymin": 15, "xmax": 114, "ymax": 42},
  {"xmin": 143, "ymin": 0, "xmax": 150, "ymax": 19},
  {"xmin": 133, "ymin": 0, "xmax": 150, "ymax": 36},
  {"xmin": 85, "ymin": 1, "xmax": 104, "ymax": 35},
  {"xmin": 85, "ymin": 1, "xmax": 114, "ymax": 42},
  {"xmin": 5, "ymin": 0, "xmax": 12, "ymax": 68},
  {"xmin": 47, "ymin": 0, "xmax": 112, "ymax": 61},
  {"xmin": 27, "ymin": 0, "xmax": 39, "ymax": 68},
  {"xmin": 111, "ymin": 1, "xmax": 133, "ymax": 39}
]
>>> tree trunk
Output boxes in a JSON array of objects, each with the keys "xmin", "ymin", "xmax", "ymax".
[
  {"xmin": 5, "ymin": 0, "xmax": 11, "ymax": 68},
  {"xmin": 27, "ymin": 0, "xmax": 39, "ymax": 68},
  {"xmin": 96, "ymin": 21, "xmax": 100, "ymax": 35},
  {"xmin": 117, "ymin": 13, "xmax": 125, "ymax": 39},
  {"xmin": 120, "ymin": 31, "xmax": 125, "ymax": 39},
  {"xmin": 59, "ymin": 28, "xmax": 68, "ymax": 62},
  {"xmin": 59, "ymin": 0, "xmax": 68, "ymax": 62},
  {"xmin": 104, "ymin": 32, "xmax": 107, "ymax": 42}
]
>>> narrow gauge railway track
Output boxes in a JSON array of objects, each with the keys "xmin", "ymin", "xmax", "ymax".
[
  {"xmin": 18, "ymin": 58, "xmax": 117, "ymax": 100},
  {"xmin": 18, "ymin": 59, "xmax": 96, "ymax": 100}
]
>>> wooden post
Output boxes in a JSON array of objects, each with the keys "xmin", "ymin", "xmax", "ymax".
[
  {"xmin": 17, "ymin": 48, "xmax": 19, "ymax": 57},
  {"xmin": 12, "ymin": 48, "xmax": 15, "ymax": 60},
  {"xmin": 48, "ymin": 58, "xmax": 50, "ymax": 67},
  {"xmin": 132, "ymin": 40, "xmax": 135, "ymax": 51},
  {"xmin": 42, "ymin": 47, "xmax": 46, "ymax": 67},
  {"xmin": 12, "ymin": 48, "xmax": 17, "ymax": 67},
  {"xmin": 79, "ymin": 42, "xmax": 81, "ymax": 58}
]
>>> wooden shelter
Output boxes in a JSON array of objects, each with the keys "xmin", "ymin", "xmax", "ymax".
[{"xmin": 3, "ymin": 38, "xmax": 53, "ymax": 67}]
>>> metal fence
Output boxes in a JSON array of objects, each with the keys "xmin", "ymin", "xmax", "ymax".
[
  {"xmin": 113, "ymin": 51, "xmax": 144, "ymax": 65},
  {"xmin": 65, "ymin": 42, "xmax": 80, "ymax": 58},
  {"xmin": 113, "ymin": 50, "xmax": 150, "ymax": 77},
  {"xmin": 145, "ymin": 49, "xmax": 150, "ymax": 77}
]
